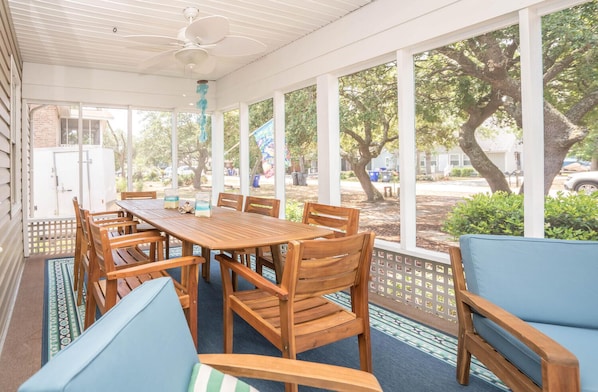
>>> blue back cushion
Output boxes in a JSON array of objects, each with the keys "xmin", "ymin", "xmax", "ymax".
[
  {"xmin": 19, "ymin": 278, "xmax": 199, "ymax": 392},
  {"xmin": 460, "ymin": 234, "xmax": 598, "ymax": 328}
]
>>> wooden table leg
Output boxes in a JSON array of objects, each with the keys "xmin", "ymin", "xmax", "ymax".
[
  {"xmin": 180, "ymin": 241, "xmax": 194, "ymax": 287},
  {"xmin": 270, "ymin": 244, "xmax": 283, "ymax": 284},
  {"xmin": 201, "ymin": 246, "xmax": 211, "ymax": 282}
]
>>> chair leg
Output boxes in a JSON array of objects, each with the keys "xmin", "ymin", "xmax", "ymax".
[
  {"xmin": 223, "ymin": 306, "xmax": 234, "ymax": 353},
  {"xmin": 456, "ymin": 332, "xmax": 472, "ymax": 385},
  {"xmin": 76, "ymin": 265, "xmax": 85, "ymax": 306},
  {"xmin": 358, "ymin": 331, "xmax": 373, "ymax": 373},
  {"xmin": 83, "ymin": 285, "xmax": 96, "ymax": 329},
  {"xmin": 282, "ymin": 344, "xmax": 299, "ymax": 392},
  {"xmin": 165, "ymin": 234, "xmax": 170, "ymax": 258},
  {"xmin": 73, "ymin": 257, "xmax": 80, "ymax": 293}
]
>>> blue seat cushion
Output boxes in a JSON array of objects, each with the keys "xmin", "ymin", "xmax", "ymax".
[
  {"xmin": 460, "ymin": 235, "xmax": 598, "ymax": 328},
  {"xmin": 19, "ymin": 278, "xmax": 199, "ymax": 392},
  {"xmin": 474, "ymin": 315, "xmax": 598, "ymax": 392}
]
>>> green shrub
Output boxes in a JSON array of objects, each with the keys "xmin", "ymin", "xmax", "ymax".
[
  {"xmin": 450, "ymin": 168, "xmax": 462, "ymax": 177},
  {"xmin": 285, "ymin": 200, "xmax": 304, "ymax": 222},
  {"xmin": 134, "ymin": 181, "xmax": 144, "ymax": 192},
  {"xmin": 340, "ymin": 171, "xmax": 356, "ymax": 180},
  {"xmin": 116, "ymin": 177, "xmax": 127, "ymax": 193},
  {"xmin": 545, "ymin": 192, "xmax": 598, "ymax": 240},
  {"xmin": 461, "ymin": 167, "xmax": 475, "ymax": 177},
  {"xmin": 443, "ymin": 191, "xmax": 598, "ymax": 240},
  {"xmin": 450, "ymin": 167, "xmax": 476, "ymax": 177}
]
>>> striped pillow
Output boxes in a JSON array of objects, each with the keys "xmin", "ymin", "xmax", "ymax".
[{"xmin": 188, "ymin": 363, "xmax": 259, "ymax": 392}]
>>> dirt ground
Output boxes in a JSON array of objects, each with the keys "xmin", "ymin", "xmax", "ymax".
[{"xmin": 246, "ymin": 181, "xmax": 460, "ymax": 253}]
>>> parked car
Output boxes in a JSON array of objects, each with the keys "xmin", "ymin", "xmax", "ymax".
[
  {"xmin": 164, "ymin": 166, "xmax": 194, "ymax": 177},
  {"xmin": 561, "ymin": 157, "xmax": 591, "ymax": 173},
  {"xmin": 564, "ymin": 171, "xmax": 598, "ymax": 193}
]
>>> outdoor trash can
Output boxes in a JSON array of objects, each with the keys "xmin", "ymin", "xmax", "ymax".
[
  {"xmin": 381, "ymin": 171, "xmax": 391, "ymax": 182},
  {"xmin": 369, "ymin": 170, "xmax": 379, "ymax": 182},
  {"xmin": 252, "ymin": 175, "xmax": 260, "ymax": 188}
]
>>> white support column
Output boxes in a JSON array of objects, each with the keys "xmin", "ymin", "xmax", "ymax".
[
  {"xmin": 171, "ymin": 110, "xmax": 178, "ymax": 190},
  {"xmin": 239, "ymin": 102, "xmax": 250, "ymax": 195},
  {"xmin": 397, "ymin": 49, "xmax": 417, "ymax": 250},
  {"xmin": 77, "ymin": 102, "xmax": 84, "ymax": 200},
  {"xmin": 519, "ymin": 8, "xmax": 545, "ymax": 238},
  {"xmin": 127, "ymin": 106, "xmax": 133, "ymax": 191},
  {"xmin": 211, "ymin": 111, "xmax": 224, "ymax": 204},
  {"xmin": 273, "ymin": 90, "xmax": 286, "ymax": 218},
  {"xmin": 316, "ymin": 74, "xmax": 341, "ymax": 205}
]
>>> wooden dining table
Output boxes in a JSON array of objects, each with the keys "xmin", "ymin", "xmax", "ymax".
[{"xmin": 116, "ymin": 198, "xmax": 334, "ymax": 282}]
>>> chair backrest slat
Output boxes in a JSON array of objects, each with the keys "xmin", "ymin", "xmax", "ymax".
[
  {"xmin": 283, "ymin": 232, "xmax": 374, "ymax": 299},
  {"xmin": 121, "ymin": 191, "xmax": 157, "ymax": 200},
  {"xmin": 244, "ymin": 196, "xmax": 280, "ymax": 218},
  {"xmin": 302, "ymin": 202, "xmax": 359, "ymax": 238},
  {"xmin": 217, "ymin": 192, "xmax": 244, "ymax": 211}
]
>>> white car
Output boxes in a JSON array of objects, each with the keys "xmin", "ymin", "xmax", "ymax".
[
  {"xmin": 564, "ymin": 171, "xmax": 598, "ymax": 193},
  {"xmin": 164, "ymin": 166, "xmax": 194, "ymax": 177}
]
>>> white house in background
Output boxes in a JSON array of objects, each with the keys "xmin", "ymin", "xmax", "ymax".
[{"xmin": 370, "ymin": 133, "xmax": 522, "ymax": 176}]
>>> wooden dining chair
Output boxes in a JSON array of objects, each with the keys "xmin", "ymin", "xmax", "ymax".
[
  {"xmin": 120, "ymin": 191, "xmax": 171, "ymax": 257},
  {"xmin": 216, "ymin": 192, "xmax": 244, "ymax": 211},
  {"xmin": 228, "ymin": 196, "xmax": 281, "ymax": 286},
  {"xmin": 255, "ymin": 202, "xmax": 360, "ymax": 280},
  {"xmin": 205, "ymin": 195, "xmax": 280, "ymax": 283},
  {"xmin": 216, "ymin": 231, "xmax": 376, "ymax": 392},
  {"xmin": 84, "ymin": 212, "xmax": 203, "ymax": 345},
  {"xmin": 72, "ymin": 197, "xmax": 133, "ymax": 305}
]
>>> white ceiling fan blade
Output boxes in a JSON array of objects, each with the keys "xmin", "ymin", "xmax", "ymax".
[
  {"xmin": 185, "ymin": 15, "xmax": 229, "ymax": 45},
  {"xmin": 124, "ymin": 34, "xmax": 181, "ymax": 46},
  {"xmin": 138, "ymin": 49, "xmax": 177, "ymax": 72},
  {"xmin": 207, "ymin": 36, "xmax": 266, "ymax": 57}
]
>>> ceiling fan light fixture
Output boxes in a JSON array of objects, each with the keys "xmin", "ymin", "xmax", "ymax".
[{"xmin": 174, "ymin": 47, "xmax": 208, "ymax": 66}]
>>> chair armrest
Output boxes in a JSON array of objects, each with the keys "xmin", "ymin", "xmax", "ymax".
[
  {"xmin": 108, "ymin": 231, "xmax": 164, "ymax": 249},
  {"xmin": 107, "ymin": 256, "xmax": 203, "ymax": 280},
  {"xmin": 216, "ymin": 253, "xmax": 287, "ymax": 299},
  {"xmin": 459, "ymin": 290, "xmax": 579, "ymax": 367},
  {"xmin": 89, "ymin": 210, "xmax": 126, "ymax": 219},
  {"xmin": 198, "ymin": 354, "xmax": 382, "ymax": 392}
]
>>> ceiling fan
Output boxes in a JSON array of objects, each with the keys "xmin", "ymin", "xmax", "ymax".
[{"xmin": 125, "ymin": 7, "xmax": 266, "ymax": 76}]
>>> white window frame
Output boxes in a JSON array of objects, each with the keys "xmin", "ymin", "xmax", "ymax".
[{"xmin": 10, "ymin": 55, "xmax": 22, "ymax": 218}]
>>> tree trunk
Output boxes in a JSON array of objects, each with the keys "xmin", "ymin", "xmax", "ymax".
[
  {"xmin": 354, "ymin": 161, "xmax": 384, "ymax": 202},
  {"xmin": 459, "ymin": 91, "xmax": 512, "ymax": 193}
]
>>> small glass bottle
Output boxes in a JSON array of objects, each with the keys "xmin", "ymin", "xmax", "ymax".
[
  {"xmin": 194, "ymin": 193, "xmax": 211, "ymax": 217},
  {"xmin": 164, "ymin": 189, "xmax": 179, "ymax": 209}
]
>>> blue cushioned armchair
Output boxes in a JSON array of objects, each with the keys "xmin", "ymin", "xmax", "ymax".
[
  {"xmin": 449, "ymin": 235, "xmax": 598, "ymax": 392},
  {"xmin": 19, "ymin": 278, "xmax": 381, "ymax": 392}
]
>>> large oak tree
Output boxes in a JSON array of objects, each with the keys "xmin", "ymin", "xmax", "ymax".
[{"xmin": 417, "ymin": 2, "xmax": 598, "ymax": 194}]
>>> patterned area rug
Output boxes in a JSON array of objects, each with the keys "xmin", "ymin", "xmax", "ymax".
[
  {"xmin": 43, "ymin": 253, "xmax": 507, "ymax": 391},
  {"xmin": 42, "ymin": 257, "xmax": 86, "ymax": 363}
]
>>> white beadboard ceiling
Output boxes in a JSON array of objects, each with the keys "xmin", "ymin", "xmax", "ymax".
[{"xmin": 7, "ymin": 0, "xmax": 373, "ymax": 80}]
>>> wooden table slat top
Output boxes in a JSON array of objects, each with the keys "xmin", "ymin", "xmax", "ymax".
[{"xmin": 116, "ymin": 199, "xmax": 333, "ymax": 251}]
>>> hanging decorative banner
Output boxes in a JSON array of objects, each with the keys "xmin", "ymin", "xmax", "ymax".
[
  {"xmin": 252, "ymin": 119, "xmax": 275, "ymax": 178},
  {"xmin": 196, "ymin": 80, "xmax": 209, "ymax": 142},
  {"xmin": 252, "ymin": 119, "xmax": 291, "ymax": 178}
]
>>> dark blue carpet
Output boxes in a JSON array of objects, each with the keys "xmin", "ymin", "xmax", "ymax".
[
  {"xmin": 44, "ymin": 251, "xmax": 506, "ymax": 391},
  {"xmin": 188, "ymin": 256, "xmax": 505, "ymax": 392}
]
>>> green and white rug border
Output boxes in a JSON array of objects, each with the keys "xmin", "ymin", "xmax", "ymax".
[{"xmin": 44, "ymin": 253, "xmax": 507, "ymax": 391}]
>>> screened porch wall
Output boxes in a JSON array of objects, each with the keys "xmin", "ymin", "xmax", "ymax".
[{"xmin": 27, "ymin": 218, "xmax": 457, "ymax": 324}]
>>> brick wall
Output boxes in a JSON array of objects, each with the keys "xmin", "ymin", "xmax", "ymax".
[{"xmin": 32, "ymin": 105, "xmax": 60, "ymax": 148}]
